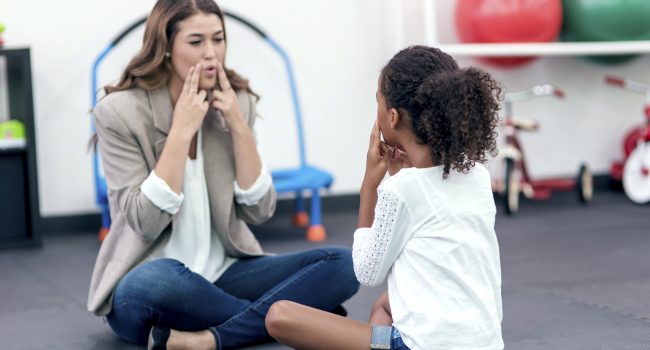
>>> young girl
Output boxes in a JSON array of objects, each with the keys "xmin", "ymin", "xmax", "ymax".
[{"xmin": 264, "ymin": 45, "xmax": 504, "ymax": 350}]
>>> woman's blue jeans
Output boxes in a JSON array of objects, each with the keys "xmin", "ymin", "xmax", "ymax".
[{"xmin": 106, "ymin": 247, "xmax": 359, "ymax": 349}]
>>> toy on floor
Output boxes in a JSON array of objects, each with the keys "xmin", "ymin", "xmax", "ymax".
[
  {"xmin": 604, "ymin": 75, "xmax": 650, "ymax": 204},
  {"xmin": 497, "ymin": 84, "xmax": 592, "ymax": 215}
]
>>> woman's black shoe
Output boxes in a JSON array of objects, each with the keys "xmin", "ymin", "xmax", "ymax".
[{"xmin": 148, "ymin": 326, "xmax": 170, "ymax": 350}]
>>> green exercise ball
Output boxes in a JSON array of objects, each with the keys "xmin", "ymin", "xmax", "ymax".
[{"xmin": 562, "ymin": 0, "xmax": 650, "ymax": 64}]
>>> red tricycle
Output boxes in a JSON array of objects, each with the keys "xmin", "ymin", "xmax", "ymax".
[
  {"xmin": 604, "ymin": 75, "xmax": 650, "ymax": 204},
  {"xmin": 497, "ymin": 84, "xmax": 593, "ymax": 215}
]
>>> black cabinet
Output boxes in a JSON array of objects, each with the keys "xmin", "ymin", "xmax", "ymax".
[{"xmin": 0, "ymin": 48, "xmax": 41, "ymax": 248}]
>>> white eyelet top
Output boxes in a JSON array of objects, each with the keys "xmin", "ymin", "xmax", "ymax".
[{"xmin": 353, "ymin": 165, "xmax": 503, "ymax": 350}]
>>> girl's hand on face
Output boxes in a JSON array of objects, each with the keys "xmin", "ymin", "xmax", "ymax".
[
  {"xmin": 386, "ymin": 146, "xmax": 410, "ymax": 176},
  {"xmin": 172, "ymin": 64, "xmax": 209, "ymax": 137},
  {"xmin": 212, "ymin": 61, "xmax": 246, "ymax": 132},
  {"xmin": 364, "ymin": 121, "xmax": 391, "ymax": 187}
]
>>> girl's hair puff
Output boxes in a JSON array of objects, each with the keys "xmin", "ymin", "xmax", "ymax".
[{"xmin": 380, "ymin": 46, "xmax": 502, "ymax": 178}]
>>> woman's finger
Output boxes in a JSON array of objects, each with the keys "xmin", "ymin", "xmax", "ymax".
[
  {"xmin": 189, "ymin": 63, "xmax": 202, "ymax": 93},
  {"xmin": 212, "ymin": 100, "xmax": 225, "ymax": 111},
  {"xmin": 197, "ymin": 89, "xmax": 207, "ymax": 103},
  {"xmin": 212, "ymin": 91, "xmax": 227, "ymax": 111},
  {"xmin": 216, "ymin": 61, "xmax": 232, "ymax": 91},
  {"xmin": 182, "ymin": 66, "xmax": 195, "ymax": 95},
  {"xmin": 212, "ymin": 89, "xmax": 226, "ymax": 101}
]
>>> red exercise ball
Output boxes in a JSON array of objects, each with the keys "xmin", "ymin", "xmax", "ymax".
[{"xmin": 455, "ymin": 0, "xmax": 563, "ymax": 68}]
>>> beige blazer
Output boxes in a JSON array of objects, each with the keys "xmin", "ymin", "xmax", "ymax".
[{"xmin": 87, "ymin": 85, "xmax": 276, "ymax": 316}]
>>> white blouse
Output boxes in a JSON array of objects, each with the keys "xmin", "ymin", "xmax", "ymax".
[
  {"xmin": 353, "ymin": 165, "xmax": 503, "ymax": 350},
  {"xmin": 140, "ymin": 130, "xmax": 272, "ymax": 282}
]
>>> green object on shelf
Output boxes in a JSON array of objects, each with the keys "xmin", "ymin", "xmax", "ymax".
[
  {"xmin": 0, "ymin": 120, "xmax": 26, "ymax": 140},
  {"xmin": 562, "ymin": 0, "xmax": 650, "ymax": 64},
  {"xmin": 0, "ymin": 23, "xmax": 5, "ymax": 33}
]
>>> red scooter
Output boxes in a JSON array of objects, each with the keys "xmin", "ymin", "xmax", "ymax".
[
  {"xmin": 605, "ymin": 75, "xmax": 650, "ymax": 204},
  {"xmin": 498, "ymin": 84, "xmax": 593, "ymax": 215}
]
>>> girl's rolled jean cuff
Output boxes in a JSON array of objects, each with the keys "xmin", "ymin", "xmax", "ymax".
[{"xmin": 370, "ymin": 325, "xmax": 410, "ymax": 350}]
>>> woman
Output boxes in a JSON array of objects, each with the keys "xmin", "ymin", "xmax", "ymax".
[{"xmin": 87, "ymin": 1, "xmax": 359, "ymax": 349}]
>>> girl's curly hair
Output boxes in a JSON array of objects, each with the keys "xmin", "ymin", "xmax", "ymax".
[{"xmin": 381, "ymin": 46, "xmax": 503, "ymax": 178}]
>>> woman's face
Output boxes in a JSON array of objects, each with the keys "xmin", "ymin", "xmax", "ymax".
[{"xmin": 169, "ymin": 12, "xmax": 226, "ymax": 91}]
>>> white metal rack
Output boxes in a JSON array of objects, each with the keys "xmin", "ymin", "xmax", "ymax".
[
  {"xmin": 436, "ymin": 41, "xmax": 650, "ymax": 57},
  {"xmin": 417, "ymin": 0, "xmax": 650, "ymax": 58}
]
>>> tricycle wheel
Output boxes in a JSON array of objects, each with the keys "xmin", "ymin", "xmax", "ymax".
[
  {"xmin": 576, "ymin": 163, "xmax": 593, "ymax": 204},
  {"xmin": 504, "ymin": 158, "xmax": 520, "ymax": 215},
  {"xmin": 623, "ymin": 142, "xmax": 650, "ymax": 204}
]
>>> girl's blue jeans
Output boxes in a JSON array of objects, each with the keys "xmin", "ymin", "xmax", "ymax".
[{"xmin": 106, "ymin": 246, "xmax": 359, "ymax": 349}]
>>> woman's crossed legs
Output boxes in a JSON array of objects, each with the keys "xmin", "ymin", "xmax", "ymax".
[{"xmin": 106, "ymin": 247, "xmax": 359, "ymax": 349}]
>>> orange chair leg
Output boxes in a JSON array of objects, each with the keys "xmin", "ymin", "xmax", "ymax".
[
  {"xmin": 292, "ymin": 211, "xmax": 310, "ymax": 228},
  {"xmin": 98, "ymin": 227, "xmax": 109, "ymax": 243},
  {"xmin": 306, "ymin": 224, "xmax": 327, "ymax": 242}
]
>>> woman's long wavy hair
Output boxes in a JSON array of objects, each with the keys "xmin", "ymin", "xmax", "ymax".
[
  {"xmin": 380, "ymin": 45, "xmax": 503, "ymax": 178},
  {"xmin": 105, "ymin": 0, "xmax": 256, "ymax": 97}
]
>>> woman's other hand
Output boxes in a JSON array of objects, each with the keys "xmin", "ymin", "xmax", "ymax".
[
  {"xmin": 171, "ymin": 64, "xmax": 209, "ymax": 138},
  {"xmin": 212, "ymin": 61, "xmax": 246, "ymax": 132}
]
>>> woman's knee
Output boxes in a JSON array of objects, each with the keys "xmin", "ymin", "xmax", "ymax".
[
  {"xmin": 323, "ymin": 247, "xmax": 360, "ymax": 296},
  {"xmin": 322, "ymin": 246, "xmax": 353, "ymax": 270},
  {"xmin": 118, "ymin": 258, "xmax": 188, "ymax": 305},
  {"xmin": 126, "ymin": 258, "xmax": 184, "ymax": 282}
]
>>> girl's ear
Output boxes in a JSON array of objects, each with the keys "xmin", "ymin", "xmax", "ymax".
[{"xmin": 389, "ymin": 108, "xmax": 400, "ymax": 129}]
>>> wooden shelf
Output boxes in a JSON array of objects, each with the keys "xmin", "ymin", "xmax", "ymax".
[
  {"xmin": 0, "ymin": 147, "xmax": 26, "ymax": 155},
  {"xmin": 435, "ymin": 41, "xmax": 650, "ymax": 57}
]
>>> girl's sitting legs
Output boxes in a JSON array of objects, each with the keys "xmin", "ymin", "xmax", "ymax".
[
  {"xmin": 266, "ymin": 291, "xmax": 394, "ymax": 350},
  {"xmin": 266, "ymin": 300, "xmax": 372, "ymax": 350}
]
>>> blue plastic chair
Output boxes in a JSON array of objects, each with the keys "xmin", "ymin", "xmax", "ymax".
[{"xmin": 91, "ymin": 12, "xmax": 333, "ymax": 242}]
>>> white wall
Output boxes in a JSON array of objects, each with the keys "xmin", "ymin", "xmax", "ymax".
[
  {"xmin": 2, "ymin": 0, "xmax": 649, "ymax": 217},
  {"xmin": 220, "ymin": 0, "xmax": 391, "ymax": 200}
]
